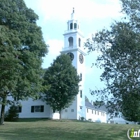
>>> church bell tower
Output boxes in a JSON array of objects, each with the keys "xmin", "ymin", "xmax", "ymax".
[{"xmin": 61, "ymin": 8, "xmax": 86, "ymax": 120}]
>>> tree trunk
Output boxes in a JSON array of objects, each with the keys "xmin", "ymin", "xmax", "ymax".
[
  {"xmin": 0, "ymin": 96, "xmax": 7, "ymax": 125},
  {"xmin": 59, "ymin": 110, "xmax": 61, "ymax": 119}
]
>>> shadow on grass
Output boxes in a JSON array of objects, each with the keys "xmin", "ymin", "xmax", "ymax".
[
  {"xmin": 11, "ymin": 118, "xmax": 95, "ymax": 123},
  {"xmin": 5, "ymin": 118, "xmax": 51, "ymax": 122}
]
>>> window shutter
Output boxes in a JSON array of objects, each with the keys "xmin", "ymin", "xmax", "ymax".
[
  {"xmin": 41, "ymin": 105, "xmax": 44, "ymax": 112},
  {"xmin": 19, "ymin": 106, "xmax": 22, "ymax": 113},
  {"xmin": 31, "ymin": 106, "xmax": 34, "ymax": 113}
]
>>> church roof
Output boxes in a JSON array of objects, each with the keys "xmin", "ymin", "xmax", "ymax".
[{"xmin": 85, "ymin": 101, "xmax": 107, "ymax": 112}]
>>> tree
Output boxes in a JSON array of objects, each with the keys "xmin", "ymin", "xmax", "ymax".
[
  {"xmin": 43, "ymin": 54, "xmax": 80, "ymax": 119},
  {"xmin": 0, "ymin": 0, "xmax": 48, "ymax": 125},
  {"xmin": 84, "ymin": 0, "xmax": 140, "ymax": 122}
]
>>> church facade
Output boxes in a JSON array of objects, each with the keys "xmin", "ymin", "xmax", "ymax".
[{"xmin": 1, "ymin": 9, "xmax": 107, "ymax": 123}]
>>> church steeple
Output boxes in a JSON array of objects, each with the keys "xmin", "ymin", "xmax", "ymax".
[
  {"xmin": 62, "ymin": 8, "xmax": 85, "ymax": 51},
  {"xmin": 61, "ymin": 8, "xmax": 86, "ymax": 120},
  {"xmin": 67, "ymin": 7, "xmax": 79, "ymax": 31}
]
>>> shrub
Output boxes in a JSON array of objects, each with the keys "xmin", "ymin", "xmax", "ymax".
[
  {"xmin": 5, "ymin": 104, "xmax": 19, "ymax": 122},
  {"xmin": 88, "ymin": 119, "xmax": 92, "ymax": 122},
  {"xmin": 80, "ymin": 117, "xmax": 85, "ymax": 121}
]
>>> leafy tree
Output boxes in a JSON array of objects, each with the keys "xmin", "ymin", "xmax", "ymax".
[
  {"xmin": 85, "ymin": 0, "xmax": 140, "ymax": 122},
  {"xmin": 0, "ymin": 0, "xmax": 48, "ymax": 125},
  {"xmin": 43, "ymin": 54, "xmax": 80, "ymax": 119}
]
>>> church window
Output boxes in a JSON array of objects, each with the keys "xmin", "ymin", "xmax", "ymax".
[
  {"xmin": 68, "ymin": 37, "xmax": 73, "ymax": 47},
  {"xmin": 115, "ymin": 112, "xmax": 118, "ymax": 117},
  {"xmin": 70, "ymin": 23, "xmax": 73, "ymax": 29},
  {"xmin": 80, "ymin": 73, "xmax": 82, "ymax": 81},
  {"xmin": 71, "ymin": 109, "xmax": 74, "ymax": 112},
  {"xmin": 92, "ymin": 110, "xmax": 94, "ymax": 114},
  {"xmin": 80, "ymin": 90, "xmax": 82, "ymax": 98},
  {"xmin": 80, "ymin": 106, "xmax": 82, "ymax": 109},
  {"xmin": 74, "ymin": 23, "xmax": 77, "ymax": 29},
  {"xmin": 31, "ymin": 105, "xmax": 44, "ymax": 113},
  {"xmin": 79, "ymin": 38, "xmax": 81, "ymax": 47}
]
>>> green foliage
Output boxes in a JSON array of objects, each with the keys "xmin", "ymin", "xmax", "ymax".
[
  {"xmin": 0, "ymin": 0, "xmax": 48, "ymax": 124},
  {"xmin": 5, "ymin": 104, "xmax": 19, "ymax": 122},
  {"xmin": 121, "ymin": 94, "xmax": 140, "ymax": 122},
  {"xmin": 93, "ymin": 101, "xmax": 105, "ymax": 107},
  {"xmin": 43, "ymin": 54, "xmax": 80, "ymax": 113},
  {"xmin": 80, "ymin": 117, "xmax": 85, "ymax": 121},
  {"xmin": 85, "ymin": 0, "xmax": 140, "ymax": 122}
]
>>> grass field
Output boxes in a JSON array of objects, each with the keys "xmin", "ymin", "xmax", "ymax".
[{"xmin": 0, "ymin": 119, "xmax": 140, "ymax": 140}]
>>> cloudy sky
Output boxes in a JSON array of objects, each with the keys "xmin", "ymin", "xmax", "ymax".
[{"xmin": 24, "ymin": 0, "xmax": 124, "ymax": 100}]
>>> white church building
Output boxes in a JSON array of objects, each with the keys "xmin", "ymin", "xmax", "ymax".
[{"xmin": 1, "ymin": 9, "xmax": 109, "ymax": 123}]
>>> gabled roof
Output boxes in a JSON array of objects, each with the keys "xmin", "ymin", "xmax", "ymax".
[{"xmin": 85, "ymin": 101, "xmax": 107, "ymax": 112}]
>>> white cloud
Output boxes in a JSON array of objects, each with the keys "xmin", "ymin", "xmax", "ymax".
[
  {"xmin": 85, "ymin": 66, "xmax": 93, "ymax": 75},
  {"xmin": 47, "ymin": 39, "xmax": 63, "ymax": 56},
  {"xmin": 24, "ymin": 0, "xmax": 123, "ymax": 23},
  {"xmin": 42, "ymin": 39, "xmax": 63, "ymax": 68}
]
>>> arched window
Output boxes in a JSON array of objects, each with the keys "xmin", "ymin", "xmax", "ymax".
[
  {"xmin": 68, "ymin": 37, "xmax": 73, "ymax": 47},
  {"xmin": 74, "ymin": 23, "xmax": 77, "ymax": 29},
  {"xmin": 70, "ymin": 23, "xmax": 73, "ymax": 29},
  {"xmin": 78, "ymin": 38, "xmax": 81, "ymax": 47}
]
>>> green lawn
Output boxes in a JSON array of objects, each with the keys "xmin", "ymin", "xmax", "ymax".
[{"xmin": 0, "ymin": 119, "xmax": 140, "ymax": 140}]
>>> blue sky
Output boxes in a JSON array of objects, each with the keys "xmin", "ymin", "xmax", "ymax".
[{"xmin": 24, "ymin": 0, "xmax": 124, "ymax": 100}]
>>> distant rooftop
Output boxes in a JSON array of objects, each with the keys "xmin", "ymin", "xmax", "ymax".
[{"xmin": 85, "ymin": 101, "xmax": 107, "ymax": 112}]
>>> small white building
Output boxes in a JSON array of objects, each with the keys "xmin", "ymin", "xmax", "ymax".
[{"xmin": 85, "ymin": 101, "xmax": 107, "ymax": 123}]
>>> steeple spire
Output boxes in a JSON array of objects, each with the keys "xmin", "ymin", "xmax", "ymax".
[{"xmin": 71, "ymin": 7, "xmax": 75, "ymax": 20}]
